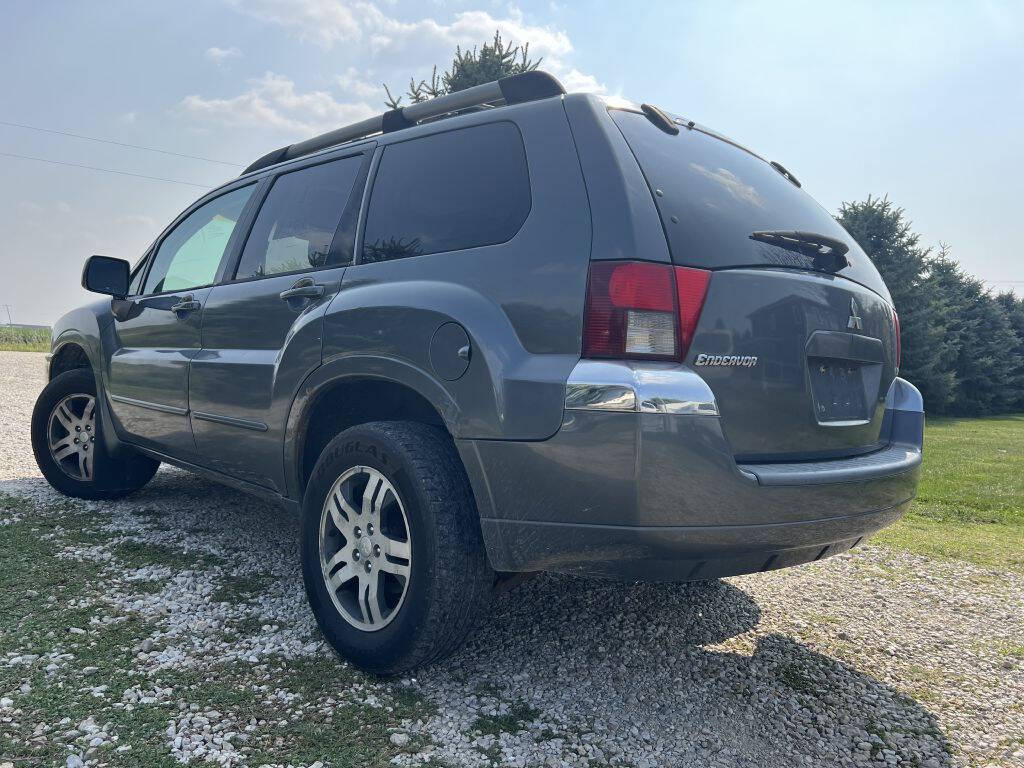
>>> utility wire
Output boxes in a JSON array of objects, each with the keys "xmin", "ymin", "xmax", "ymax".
[
  {"xmin": 0, "ymin": 151, "xmax": 213, "ymax": 189},
  {"xmin": 0, "ymin": 119, "xmax": 243, "ymax": 167}
]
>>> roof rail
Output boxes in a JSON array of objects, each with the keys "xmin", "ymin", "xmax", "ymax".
[{"xmin": 242, "ymin": 70, "xmax": 566, "ymax": 175}]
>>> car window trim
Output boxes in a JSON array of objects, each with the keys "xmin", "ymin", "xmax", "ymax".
[
  {"xmin": 127, "ymin": 249, "xmax": 153, "ymax": 298},
  {"xmin": 352, "ymin": 119, "xmax": 531, "ymax": 266},
  {"xmin": 135, "ymin": 179, "xmax": 262, "ymax": 299},
  {"xmin": 352, "ymin": 146, "xmax": 384, "ymax": 266},
  {"xmin": 223, "ymin": 147, "xmax": 374, "ymax": 285}
]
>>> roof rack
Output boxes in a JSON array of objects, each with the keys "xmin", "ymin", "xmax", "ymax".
[{"xmin": 242, "ymin": 70, "xmax": 566, "ymax": 175}]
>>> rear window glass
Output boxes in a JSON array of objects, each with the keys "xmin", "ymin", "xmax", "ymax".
[
  {"xmin": 610, "ymin": 109, "xmax": 886, "ymax": 296},
  {"xmin": 361, "ymin": 121, "xmax": 530, "ymax": 263}
]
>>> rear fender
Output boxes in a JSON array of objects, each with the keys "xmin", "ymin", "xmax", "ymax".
[
  {"xmin": 323, "ymin": 277, "xmax": 577, "ymax": 442},
  {"xmin": 282, "ymin": 355, "xmax": 458, "ymax": 502}
]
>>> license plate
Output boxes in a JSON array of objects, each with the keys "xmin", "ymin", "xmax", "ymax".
[{"xmin": 807, "ymin": 358, "xmax": 873, "ymax": 424}]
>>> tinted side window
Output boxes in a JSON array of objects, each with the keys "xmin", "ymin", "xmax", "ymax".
[
  {"xmin": 234, "ymin": 155, "xmax": 365, "ymax": 280},
  {"xmin": 144, "ymin": 185, "xmax": 254, "ymax": 294},
  {"xmin": 362, "ymin": 121, "xmax": 530, "ymax": 263}
]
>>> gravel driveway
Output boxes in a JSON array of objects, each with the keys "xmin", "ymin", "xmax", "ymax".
[{"xmin": 1, "ymin": 351, "xmax": 1021, "ymax": 767}]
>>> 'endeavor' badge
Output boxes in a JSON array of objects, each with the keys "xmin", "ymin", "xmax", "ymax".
[{"xmin": 694, "ymin": 354, "xmax": 759, "ymax": 368}]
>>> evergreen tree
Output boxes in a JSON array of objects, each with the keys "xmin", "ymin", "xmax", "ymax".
[
  {"xmin": 996, "ymin": 291, "xmax": 1024, "ymax": 411},
  {"xmin": 927, "ymin": 253, "xmax": 1019, "ymax": 415},
  {"xmin": 384, "ymin": 31, "xmax": 540, "ymax": 109},
  {"xmin": 837, "ymin": 197, "xmax": 956, "ymax": 411}
]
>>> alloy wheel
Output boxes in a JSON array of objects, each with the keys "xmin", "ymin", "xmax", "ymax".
[
  {"xmin": 47, "ymin": 393, "xmax": 97, "ymax": 482},
  {"xmin": 319, "ymin": 465, "xmax": 412, "ymax": 631}
]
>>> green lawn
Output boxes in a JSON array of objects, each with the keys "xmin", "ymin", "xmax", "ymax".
[
  {"xmin": 0, "ymin": 325, "xmax": 51, "ymax": 352},
  {"xmin": 873, "ymin": 413, "xmax": 1024, "ymax": 571}
]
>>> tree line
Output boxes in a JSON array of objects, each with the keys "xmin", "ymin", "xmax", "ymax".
[{"xmin": 839, "ymin": 197, "xmax": 1024, "ymax": 415}]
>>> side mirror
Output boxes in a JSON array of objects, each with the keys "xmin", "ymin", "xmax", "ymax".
[{"xmin": 82, "ymin": 255, "xmax": 130, "ymax": 298}]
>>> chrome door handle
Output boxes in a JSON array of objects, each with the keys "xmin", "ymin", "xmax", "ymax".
[
  {"xmin": 279, "ymin": 278, "xmax": 325, "ymax": 301},
  {"xmin": 170, "ymin": 296, "xmax": 201, "ymax": 314}
]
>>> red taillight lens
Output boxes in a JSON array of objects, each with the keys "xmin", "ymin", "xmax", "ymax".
[
  {"xmin": 583, "ymin": 261, "xmax": 710, "ymax": 361},
  {"xmin": 675, "ymin": 266, "xmax": 712, "ymax": 356},
  {"xmin": 893, "ymin": 310, "xmax": 901, "ymax": 372}
]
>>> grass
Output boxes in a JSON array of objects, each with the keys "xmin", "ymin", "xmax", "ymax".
[
  {"xmin": 872, "ymin": 413, "xmax": 1024, "ymax": 571},
  {"xmin": 471, "ymin": 700, "xmax": 541, "ymax": 737},
  {"xmin": 0, "ymin": 325, "xmax": 50, "ymax": 352},
  {"xmin": 0, "ymin": 492, "xmax": 434, "ymax": 767}
]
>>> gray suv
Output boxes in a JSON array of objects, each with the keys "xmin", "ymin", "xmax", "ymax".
[{"xmin": 31, "ymin": 72, "xmax": 923, "ymax": 674}]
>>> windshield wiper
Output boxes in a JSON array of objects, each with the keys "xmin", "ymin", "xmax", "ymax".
[{"xmin": 749, "ymin": 230, "xmax": 850, "ymax": 272}]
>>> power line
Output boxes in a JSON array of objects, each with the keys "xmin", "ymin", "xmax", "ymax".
[
  {"xmin": 0, "ymin": 119, "xmax": 243, "ymax": 167},
  {"xmin": 0, "ymin": 151, "xmax": 214, "ymax": 189}
]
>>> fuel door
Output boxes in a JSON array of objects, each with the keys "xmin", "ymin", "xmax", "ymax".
[{"xmin": 429, "ymin": 322, "xmax": 471, "ymax": 381}]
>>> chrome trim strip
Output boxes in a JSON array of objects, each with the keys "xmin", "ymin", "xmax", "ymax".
[
  {"xmin": 192, "ymin": 410, "xmax": 269, "ymax": 432},
  {"xmin": 108, "ymin": 393, "xmax": 189, "ymax": 417},
  {"xmin": 565, "ymin": 360, "xmax": 719, "ymax": 416}
]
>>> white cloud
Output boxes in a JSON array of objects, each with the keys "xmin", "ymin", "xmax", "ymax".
[
  {"xmin": 224, "ymin": 1, "xmax": 605, "ymax": 93},
  {"xmin": 119, "ymin": 111, "xmax": 137, "ymax": 124},
  {"xmin": 225, "ymin": 0, "xmax": 362, "ymax": 47},
  {"xmin": 114, "ymin": 214, "xmax": 158, "ymax": 230},
  {"xmin": 205, "ymin": 46, "xmax": 243, "ymax": 64},
  {"xmin": 336, "ymin": 67, "xmax": 384, "ymax": 100},
  {"xmin": 181, "ymin": 4, "xmax": 604, "ymax": 140},
  {"xmin": 178, "ymin": 72, "xmax": 376, "ymax": 135},
  {"xmin": 17, "ymin": 201, "xmax": 44, "ymax": 217}
]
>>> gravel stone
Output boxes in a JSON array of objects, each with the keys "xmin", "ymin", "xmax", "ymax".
[{"xmin": 1, "ymin": 351, "xmax": 1021, "ymax": 767}]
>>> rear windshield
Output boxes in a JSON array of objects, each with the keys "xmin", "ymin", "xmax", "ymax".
[{"xmin": 610, "ymin": 109, "xmax": 888, "ymax": 299}]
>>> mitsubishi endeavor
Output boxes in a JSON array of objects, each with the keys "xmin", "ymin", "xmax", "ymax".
[{"xmin": 31, "ymin": 71, "xmax": 924, "ymax": 674}]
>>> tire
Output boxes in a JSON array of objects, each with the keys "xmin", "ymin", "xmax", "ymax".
[
  {"xmin": 31, "ymin": 368, "xmax": 160, "ymax": 500},
  {"xmin": 300, "ymin": 421, "xmax": 493, "ymax": 675}
]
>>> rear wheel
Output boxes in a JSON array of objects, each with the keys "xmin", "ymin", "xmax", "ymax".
[
  {"xmin": 31, "ymin": 369, "xmax": 159, "ymax": 499},
  {"xmin": 301, "ymin": 421, "xmax": 492, "ymax": 675}
]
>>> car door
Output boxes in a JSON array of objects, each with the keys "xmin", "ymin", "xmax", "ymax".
[
  {"xmin": 189, "ymin": 148, "xmax": 372, "ymax": 492},
  {"xmin": 105, "ymin": 182, "xmax": 259, "ymax": 458}
]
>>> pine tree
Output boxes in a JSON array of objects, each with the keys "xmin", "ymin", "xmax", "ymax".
[
  {"xmin": 383, "ymin": 31, "xmax": 540, "ymax": 109},
  {"xmin": 927, "ymin": 253, "xmax": 1019, "ymax": 415},
  {"xmin": 996, "ymin": 291, "xmax": 1024, "ymax": 411},
  {"xmin": 836, "ymin": 197, "xmax": 955, "ymax": 411}
]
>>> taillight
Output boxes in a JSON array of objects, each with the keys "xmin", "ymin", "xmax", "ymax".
[
  {"xmin": 893, "ymin": 310, "xmax": 901, "ymax": 373},
  {"xmin": 675, "ymin": 266, "xmax": 712, "ymax": 357},
  {"xmin": 582, "ymin": 261, "xmax": 710, "ymax": 361}
]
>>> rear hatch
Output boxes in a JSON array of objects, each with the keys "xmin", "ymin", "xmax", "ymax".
[{"xmin": 610, "ymin": 108, "xmax": 898, "ymax": 460}]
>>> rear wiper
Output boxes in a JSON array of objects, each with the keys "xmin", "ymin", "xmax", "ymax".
[{"xmin": 749, "ymin": 230, "xmax": 850, "ymax": 272}]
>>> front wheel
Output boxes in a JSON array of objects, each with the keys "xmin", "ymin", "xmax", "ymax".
[
  {"xmin": 31, "ymin": 368, "xmax": 159, "ymax": 499},
  {"xmin": 300, "ymin": 421, "xmax": 493, "ymax": 675}
]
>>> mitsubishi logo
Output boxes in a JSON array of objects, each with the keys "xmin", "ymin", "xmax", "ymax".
[{"xmin": 847, "ymin": 298, "xmax": 863, "ymax": 331}]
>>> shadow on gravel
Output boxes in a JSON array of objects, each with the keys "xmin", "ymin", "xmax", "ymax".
[
  {"xmin": 428, "ymin": 572, "xmax": 954, "ymax": 766},
  {"xmin": 2, "ymin": 470, "xmax": 954, "ymax": 767}
]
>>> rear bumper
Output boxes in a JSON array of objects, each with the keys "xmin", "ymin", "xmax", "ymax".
[{"xmin": 460, "ymin": 363, "xmax": 923, "ymax": 579}]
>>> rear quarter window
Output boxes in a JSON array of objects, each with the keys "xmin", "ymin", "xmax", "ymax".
[
  {"xmin": 610, "ymin": 109, "xmax": 888, "ymax": 298},
  {"xmin": 361, "ymin": 121, "xmax": 531, "ymax": 262}
]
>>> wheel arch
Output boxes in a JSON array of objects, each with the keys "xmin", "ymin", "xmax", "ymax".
[
  {"xmin": 49, "ymin": 334, "xmax": 95, "ymax": 381},
  {"xmin": 284, "ymin": 357, "xmax": 461, "ymax": 503}
]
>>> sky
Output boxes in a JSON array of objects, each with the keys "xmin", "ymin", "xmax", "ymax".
[{"xmin": 1, "ymin": 0, "xmax": 1021, "ymax": 326}]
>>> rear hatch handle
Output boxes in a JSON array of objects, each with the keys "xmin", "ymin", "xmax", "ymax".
[{"xmin": 749, "ymin": 230, "xmax": 850, "ymax": 272}]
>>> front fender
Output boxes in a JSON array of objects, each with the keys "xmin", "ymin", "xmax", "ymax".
[{"xmin": 49, "ymin": 299, "xmax": 112, "ymax": 375}]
